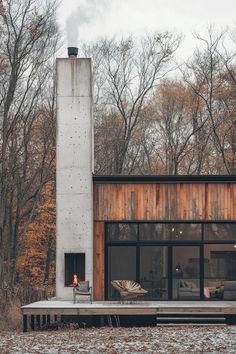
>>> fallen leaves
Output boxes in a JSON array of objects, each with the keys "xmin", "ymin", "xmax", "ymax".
[{"xmin": 0, "ymin": 325, "xmax": 236, "ymax": 353}]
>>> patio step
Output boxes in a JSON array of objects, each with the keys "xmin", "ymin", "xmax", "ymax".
[{"xmin": 156, "ymin": 316, "xmax": 226, "ymax": 324}]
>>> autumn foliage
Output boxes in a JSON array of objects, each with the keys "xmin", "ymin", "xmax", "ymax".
[
  {"xmin": 1, "ymin": 3, "xmax": 236, "ymax": 327},
  {"xmin": 17, "ymin": 181, "xmax": 56, "ymax": 289}
]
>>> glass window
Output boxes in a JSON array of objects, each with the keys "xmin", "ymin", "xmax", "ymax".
[
  {"xmin": 204, "ymin": 224, "xmax": 236, "ymax": 241},
  {"xmin": 140, "ymin": 223, "xmax": 201, "ymax": 241},
  {"xmin": 140, "ymin": 246, "xmax": 168, "ymax": 299},
  {"xmin": 106, "ymin": 222, "xmax": 236, "ymax": 301},
  {"xmin": 172, "ymin": 246, "xmax": 200, "ymax": 300},
  {"xmin": 139, "ymin": 224, "xmax": 164, "ymax": 240},
  {"xmin": 107, "ymin": 223, "xmax": 137, "ymax": 241},
  {"xmin": 204, "ymin": 244, "xmax": 236, "ymax": 300},
  {"xmin": 107, "ymin": 246, "xmax": 136, "ymax": 300},
  {"xmin": 167, "ymin": 224, "xmax": 201, "ymax": 241}
]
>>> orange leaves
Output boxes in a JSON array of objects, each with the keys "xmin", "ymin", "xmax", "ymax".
[{"xmin": 17, "ymin": 181, "xmax": 56, "ymax": 288}]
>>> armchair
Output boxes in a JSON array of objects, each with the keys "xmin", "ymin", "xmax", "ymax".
[
  {"xmin": 73, "ymin": 281, "xmax": 92, "ymax": 303},
  {"xmin": 111, "ymin": 280, "xmax": 148, "ymax": 300}
]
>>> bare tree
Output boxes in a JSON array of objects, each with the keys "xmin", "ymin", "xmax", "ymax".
[
  {"xmin": 216, "ymin": 29, "xmax": 236, "ymax": 173},
  {"xmin": 0, "ymin": 0, "xmax": 59, "ymax": 285},
  {"xmin": 137, "ymin": 80, "xmax": 212, "ymax": 175},
  {"xmin": 84, "ymin": 33, "xmax": 181, "ymax": 174},
  {"xmin": 87, "ymin": 28, "xmax": 236, "ymax": 176},
  {"xmin": 183, "ymin": 27, "xmax": 236, "ymax": 174}
]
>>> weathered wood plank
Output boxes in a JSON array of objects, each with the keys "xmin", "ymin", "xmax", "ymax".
[
  {"xmin": 22, "ymin": 302, "xmax": 236, "ymax": 316},
  {"xmin": 93, "ymin": 183, "xmax": 236, "ymax": 221},
  {"xmin": 93, "ymin": 221, "xmax": 105, "ymax": 301}
]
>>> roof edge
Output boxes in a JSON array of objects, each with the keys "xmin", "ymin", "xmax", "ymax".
[{"xmin": 93, "ymin": 175, "xmax": 236, "ymax": 183}]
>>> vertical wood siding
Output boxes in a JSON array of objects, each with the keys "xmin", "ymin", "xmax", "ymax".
[
  {"xmin": 93, "ymin": 182, "xmax": 236, "ymax": 300},
  {"xmin": 94, "ymin": 183, "xmax": 236, "ymax": 221},
  {"xmin": 93, "ymin": 221, "xmax": 104, "ymax": 300}
]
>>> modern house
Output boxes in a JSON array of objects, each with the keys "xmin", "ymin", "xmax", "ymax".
[
  {"xmin": 93, "ymin": 174, "xmax": 236, "ymax": 301},
  {"xmin": 55, "ymin": 50, "xmax": 236, "ymax": 303},
  {"xmin": 21, "ymin": 50, "xmax": 236, "ymax": 332}
]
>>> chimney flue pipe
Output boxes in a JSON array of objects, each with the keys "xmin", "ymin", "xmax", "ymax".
[{"xmin": 68, "ymin": 47, "xmax": 78, "ymax": 58}]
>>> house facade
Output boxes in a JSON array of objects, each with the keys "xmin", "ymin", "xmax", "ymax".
[
  {"xmin": 93, "ymin": 175, "xmax": 236, "ymax": 301},
  {"xmin": 56, "ymin": 53, "xmax": 236, "ymax": 302}
]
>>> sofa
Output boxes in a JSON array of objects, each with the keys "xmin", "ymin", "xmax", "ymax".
[
  {"xmin": 178, "ymin": 279, "xmax": 236, "ymax": 300},
  {"xmin": 177, "ymin": 279, "xmax": 222, "ymax": 299},
  {"xmin": 223, "ymin": 281, "xmax": 236, "ymax": 300},
  {"xmin": 178, "ymin": 280, "xmax": 200, "ymax": 299}
]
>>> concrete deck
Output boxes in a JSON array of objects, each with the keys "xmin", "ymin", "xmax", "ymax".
[{"xmin": 21, "ymin": 300, "xmax": 236, "ymax": 316}]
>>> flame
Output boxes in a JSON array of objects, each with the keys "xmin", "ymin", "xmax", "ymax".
[{"xmin": 72, "ymin": 274, "xmax": 79, "ymax": 287}]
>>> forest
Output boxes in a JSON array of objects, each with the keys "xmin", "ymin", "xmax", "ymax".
[{"xmin": 1, "ymin": 0, "xmax": 236, "ymax": 329}]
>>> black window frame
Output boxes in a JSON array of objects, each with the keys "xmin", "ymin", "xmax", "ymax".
[{"xmin": 105, "ymin": 221, "xmax": 236, "ymax": 300}]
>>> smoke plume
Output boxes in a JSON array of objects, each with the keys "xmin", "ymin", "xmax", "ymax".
[{"xmin": 66, "ymin": 0, "xmax": 107, "ymax": 47}]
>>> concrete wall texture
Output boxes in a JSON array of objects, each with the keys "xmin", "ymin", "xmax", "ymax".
[{"xmin": 56, "ymin": 58, "xmax": 93, "ymax": 300}]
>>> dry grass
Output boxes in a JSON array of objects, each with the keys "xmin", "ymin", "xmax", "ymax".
[
  {"xmin": 0, "ymin": 285, "xmax": 55, "ymax": 331},
  {"xmin": 0, "ymin": 299, "xmax": 22, "ymax": 331}
]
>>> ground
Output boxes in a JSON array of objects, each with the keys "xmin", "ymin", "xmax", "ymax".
[{"xmin": 0, "ymin": 325, "xmax": 236, "ymax": 353}]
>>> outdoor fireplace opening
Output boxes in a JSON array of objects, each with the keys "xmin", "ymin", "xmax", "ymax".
[{"xmin": 64, "ymin": 253, "xmax": 85, "ymax": 286}]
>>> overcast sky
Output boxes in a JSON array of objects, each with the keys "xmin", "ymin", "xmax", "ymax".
[{"xmin": 57, "ymin": 0, "xmax": 236, "ymax": 59}]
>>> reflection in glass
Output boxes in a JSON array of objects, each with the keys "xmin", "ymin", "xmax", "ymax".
[
  {"xmin": 106, "ymin": 222, "xmax": 236, "ymax": 301},
  {"xmin": 107, "ymin": 246, "xmax": 136, "ymax": 300},
  {"xmin": 140, "ymin": 247, "xmax": 168, "ymax": 299},
  {"xmin": 204, "ymin": 244, "xmax": 236, "ymax": 300},
  {"xmin": 139, "ymin": 223, "xmax": 201, "ymax": 241},
  {"xmin": 172, "ymin": 246, "xmax": 200, "ymax": 300},
  {"xmin": 204, "ymin": 224, "xmax": 236, "ymax": 241},
  {"xmin": 166, "ymin": 224, "xmax": 201, "ymax": 241},
  {"xmin": 139, "ymin": 224, "xmax": 164, "ymax": 240},
  {"xmin": 107, "ymin": 223, "xmax": 137, "ymax": 241}
]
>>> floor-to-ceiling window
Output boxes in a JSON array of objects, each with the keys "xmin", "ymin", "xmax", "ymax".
[
  {"xmin": 139, "ymin": 246, "xmax": 168, "ymax": 300},
  {"xmin": 105, "ymin": 222, "xmax": 236, "ymax": 300},
  {"xmin": 172, "ymin": 246, "xmax": 200, "ymax": 300}
]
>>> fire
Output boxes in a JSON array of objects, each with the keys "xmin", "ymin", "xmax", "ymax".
[{"xmin": 72, "ymin": 274, "xmax": 79, "ymax": 287}]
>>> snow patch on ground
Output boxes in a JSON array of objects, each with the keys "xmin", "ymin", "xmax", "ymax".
[{"xmin": 0, "ymin": 325, "xmax": 236, "ymax": 353}]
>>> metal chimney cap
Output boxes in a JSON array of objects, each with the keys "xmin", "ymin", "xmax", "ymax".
[{"xmin": 68, "ymin": 47, "xmax": 78, "ymax": 58}]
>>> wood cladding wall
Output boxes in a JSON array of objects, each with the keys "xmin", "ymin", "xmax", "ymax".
[
  {"xmin": 94, "ymin": 183, "xmax": 236, "ymax": 221},
  {"xmin": 93, "ymin": 182, "xmax": 236, "ymax": 300},
  {"xmin": 93, "ymin": 221, "xmax": 104, "ymax": 300}
]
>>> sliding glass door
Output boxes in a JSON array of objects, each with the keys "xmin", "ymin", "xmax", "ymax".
[
  {"xmin": 107, "ymin": 246, "xmax": 136, "ymax": 299},
  {"xmin": 172, "ymin": 246, "xmax": 200, "ymax": 300},
  {"xmin": 140, "ymin": 246, "xmax": 168, "ymax": 300},
  {"xmin": 105, "ymin": 222, "xmax": 236, "ymax": 300}
]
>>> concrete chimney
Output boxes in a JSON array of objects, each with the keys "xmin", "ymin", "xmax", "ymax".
[{"xmin": 56, "ymin": 56, "xmax": 93, "ymax": 300}]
